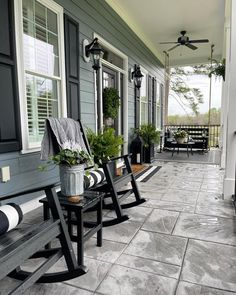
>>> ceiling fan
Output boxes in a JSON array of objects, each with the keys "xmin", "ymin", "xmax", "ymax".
[{"xmin": 160, "ymin": 30, "xmax": 209, "ymax": 52}]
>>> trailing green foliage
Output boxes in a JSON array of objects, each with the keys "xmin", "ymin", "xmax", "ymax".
[
  {"xmin": 86, "ymin": 127, "xmax": 124, "ymax": 165},
  {"xmin": 103, "ymin": 87, "xmax": 120, "ymax": 119},
  {"xmin": 38, "ymin": 149, "xmax": 92, "ymax": 171},
  {"xmin": 134, "ymin": 124, "xmax": 160, "ymax": 148},
  {"xmin": 208, "ymin": 59, "xmax": 225, "ymax": 81},
  {"xmin": 51, "ymin": 149, "xmax": 91, "ymax": 166}
]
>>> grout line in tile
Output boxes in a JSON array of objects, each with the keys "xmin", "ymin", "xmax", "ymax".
[
  {"xmin": 171, "ymin": 233, "xmax": 236, "ymax": 249},
  {"xmin": 174, "ymin": 238, "xmax": 190, "ymax": 295},
  {"xmin": 115, "ymin": 251, "xmax": 181, "ymax": 268},
  {"xmin": 179, "ymin": 279, "xmax": 236, "ymax": 294}
]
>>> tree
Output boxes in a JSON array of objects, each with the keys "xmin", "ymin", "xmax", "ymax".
[{"xmin": 169, "ymin": 65, "xmax": 209, "ymax": 115}]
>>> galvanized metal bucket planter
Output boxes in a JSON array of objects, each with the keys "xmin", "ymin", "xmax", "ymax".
[{"xmin": 59, "ymin": 164, "xmax": 84, "ymax": 197}]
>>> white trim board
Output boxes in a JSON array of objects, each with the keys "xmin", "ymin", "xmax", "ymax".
[{"xmin": 93, "ymin": 33, "xmax": 129, "ymax": 154}]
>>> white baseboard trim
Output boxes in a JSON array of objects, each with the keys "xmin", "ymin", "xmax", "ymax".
[
  {"xmin": 223, "ymin": 177, "xmax": 235, "ymax": 200},
  {"xmin": 21, "ymin": 196, "xmax": 44, "ymax": 214},
  {"xmin": 20, "ymin": 187, "xmax": 61, "ymax": 215}
]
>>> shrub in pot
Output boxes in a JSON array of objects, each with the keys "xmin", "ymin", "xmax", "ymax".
[
  {"xmin": 86, "ymin": 127, "xmax": 124, "ymax": 175},
  {"xmin": 173, "ymin": 129, "xmax": 188, "ymax": 144},
  {"xmin": 134, "ymin": 124, "xmax": 160, "ymax": 163}
]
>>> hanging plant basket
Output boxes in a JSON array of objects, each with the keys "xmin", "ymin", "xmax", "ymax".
[{"xmin": 208, "ymin": 59, "xmax": 225, "ymax": 81}]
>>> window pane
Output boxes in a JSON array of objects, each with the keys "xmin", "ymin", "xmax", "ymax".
[
  {"xmin": 156, "ymin": 82, "xmax": 160, "ymax": 104},
  {"xmin": 26, "ymin": 74, "xmax": 58, "ymax": 144},
  {"xmin": 140, "ymin": 100, "xmax": 148, "ymax": 124},
  {"xmin": 140, "ymin": 74, "xmax": 147, "ymax": 99},
  {"xmin": 48, "ymin": 33, "xmax": 59, "ymax": 56},
  {"xmin": 23, "ymin": 0, "xmax": 34, "ymax": 20},
  {"xmin": 47, "ymin": 9, "xmax": 58, "ymax": 34},
  {"xmin": 156, "ymin": 105, "xmax": 161, "ymax": 129},
  {"xmin": 140, "ymin": 72, "xmax": 148, "ymax": 124},
  {"xmin": 102, "ymin": 47, "xmax": 123, "ymax": 69},
  {"xmin": 35, "ymin": 1, "xmax": 46, "ymax": 28}
]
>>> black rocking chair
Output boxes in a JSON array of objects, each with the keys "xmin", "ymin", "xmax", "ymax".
[{"xmin": 78, "ymin": 120, "xmax": 146, "ymax": 227}]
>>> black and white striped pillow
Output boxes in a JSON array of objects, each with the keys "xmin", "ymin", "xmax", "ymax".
[
  {"xmin": 84, "ymin": 168, "xmax": 105, "ymax": 189},
  {"xmin": 0, "ymin": 203, "xmax": 23, "ymax": 235}
]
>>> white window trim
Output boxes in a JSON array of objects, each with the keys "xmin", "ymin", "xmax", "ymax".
[
  {"xmin": 93, "ymin": 33, "xmax": 129, "ymax": 154},
  {"xmin": 14, "ymin": 0, "xmax": 67, "ymax": 153},
  {"xmin": 139, "ymin": 66, "xmax": 148, "ymax": 125}
]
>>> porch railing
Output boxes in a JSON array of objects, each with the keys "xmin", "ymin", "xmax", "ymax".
[{"xmin": 164, "ymin": 124, "xmax": 220, "ymax": 148}]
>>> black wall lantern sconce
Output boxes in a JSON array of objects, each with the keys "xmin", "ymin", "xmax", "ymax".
[
  {"xmin": 130, "ymin": 64, "xmax": 144, "ymax": 89},
  {"xmin": 83, "ymin": 38, "xmax": 104, "ymax": 72}
]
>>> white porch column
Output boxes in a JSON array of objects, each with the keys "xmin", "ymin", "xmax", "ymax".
[
  {"xmin": 223, "ymin": 0, "xmax": 236, "ymax": 199},
  {"xmin": 220, "ymin": 0, "xmax": 231, "ymax": 169}
]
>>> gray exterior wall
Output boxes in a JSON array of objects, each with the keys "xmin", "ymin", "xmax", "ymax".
[{"xmin": 0, "ymin": 0, "xmax": 164, "ymax": 201}]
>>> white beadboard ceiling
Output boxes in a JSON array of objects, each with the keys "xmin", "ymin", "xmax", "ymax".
[{"xmin": 106, "ymin": 0, "xmax": 225, "ymax": 67}]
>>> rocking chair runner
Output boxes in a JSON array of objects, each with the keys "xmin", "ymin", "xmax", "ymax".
[{"xmin": 77, "ymin": 120, "xmax": 146, "ymax": 226}]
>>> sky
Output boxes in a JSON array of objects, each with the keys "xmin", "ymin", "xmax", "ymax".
[{"xmin": 168, "ymin": 72, "xmax": 222, "ymax": 116}]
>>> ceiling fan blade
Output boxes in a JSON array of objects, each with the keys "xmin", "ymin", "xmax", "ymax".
[
  {"xmin": 185, "ymin": 43, "xmax": 198, "ymax": 50},
  {"xmin": 159, "ymin": 42, "xmax": 178, "ymax": 44},
  {"xmin": 189, "ymin": 39, "xmax": 209, "ymax": 43},
  {"xmin": 168, "ymin": 44, "xmax": 181, "ymax": 52}
]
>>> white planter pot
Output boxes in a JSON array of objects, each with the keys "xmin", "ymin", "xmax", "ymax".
[
  {"xmin": 59, "ymin": 164, "xmax": 84, "ymax": 197},
  {"xmin": 176, "ymin": 137, "xmax": 185, "ymax": 144}
]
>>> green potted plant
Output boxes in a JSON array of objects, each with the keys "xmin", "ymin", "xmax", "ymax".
[
  {"xmin": 173, "ymin": 129, "xmax": 188, "ymax": 144},
  {"xmin": 86, "ymin": 127, "xmax": 124, "ymax": 175},
  {"xmin": 103, "ymin": 87, "xmax": 120, "ymax": 126},
  {"xmin": 134, "ymin": 124, "xmax": 160, "ymax": 163},
  {"xmin": 40, "ymin": 144, "xmax": 92, "ymax": 201},
  {"xmin": 208, "ymin": 59, "xmax": 225, "ymax": 81}
]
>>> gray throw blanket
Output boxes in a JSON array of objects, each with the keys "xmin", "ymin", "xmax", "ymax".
[{"xmin": 41, "ymin": 118, "xmax": 88, "ymax": 160}]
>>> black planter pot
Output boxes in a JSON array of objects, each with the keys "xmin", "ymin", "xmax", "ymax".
[
  {"xmin": 143, "ymin": 144, "xmax": 154, "ymax": 163},
  {"xmin": 130, "ymin": 134, "xmax": 144, "ymax": 164}
]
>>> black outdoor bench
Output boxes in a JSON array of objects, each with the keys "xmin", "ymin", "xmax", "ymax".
[
  {"xmin": 0, "ymin": 184, "xmax": 86, "ymax": 294},
  {"xmin": 164, "ymin": 127, "xmax": 209, "ymax": 153}
]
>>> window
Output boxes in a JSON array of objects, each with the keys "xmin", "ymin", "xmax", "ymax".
[
  {"xmin": 15, "ymin": 0, "xmax": 66, "ymax": 151},
  {"xmin": 140, "ymin": 69, "xmax": 148, "ymax": 125},
  {"xmin": 156, "ymin": 82, "xmax": 161, "ymax": 129}
]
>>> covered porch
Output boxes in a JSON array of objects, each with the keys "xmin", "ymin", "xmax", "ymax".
[{"xmin": 1, "ymin": 0, "xmax": 236, "ymax": 294}]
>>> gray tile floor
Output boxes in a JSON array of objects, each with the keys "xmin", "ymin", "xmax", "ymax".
[{"xmin": 1, "ymin": 161, "xmax": 236, "ymax": 294}]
